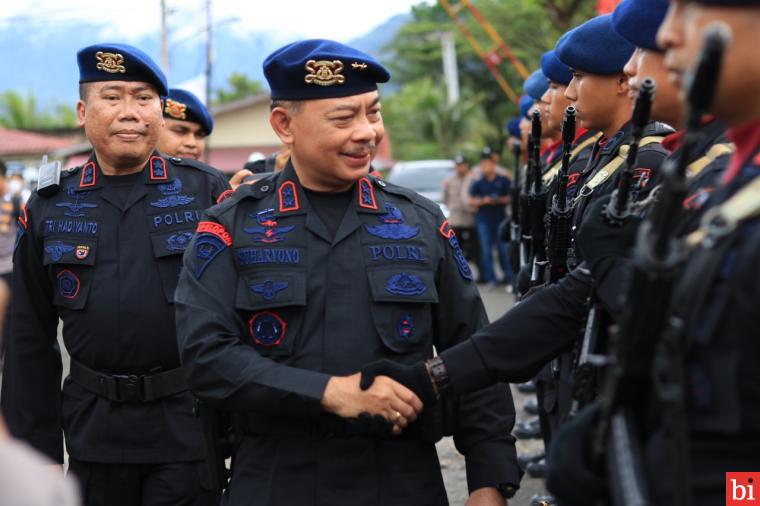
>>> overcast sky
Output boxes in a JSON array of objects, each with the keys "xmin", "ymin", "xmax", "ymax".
[{"xmin": 0, "ymin": 0, "xmax": 429, "ymax": 42}]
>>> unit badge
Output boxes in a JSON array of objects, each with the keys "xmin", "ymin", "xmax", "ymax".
[
  {"xmin": 95, "ymin": 51, "xmax": 126, "ymax": 74},
  {"xmin": 304, "ymin": 60, "xmax": 345, "ymax": 86}
]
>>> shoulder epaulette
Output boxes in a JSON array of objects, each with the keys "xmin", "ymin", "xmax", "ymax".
[
  {"xmin": 372, "ymin": 175, "xmax": 442, "ymax": 217},
  {"xmin": 167, "ymin": 156, "xmax": 226, "ymax": 179}
]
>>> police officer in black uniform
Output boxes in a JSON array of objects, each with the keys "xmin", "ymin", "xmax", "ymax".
[
  {"xmin": 174, "ymin": 39, "xmax": 521, "ymax": 506},
  {"xmin": 0, "ymin": 43, "xmax": 230, "ymax": 505}
]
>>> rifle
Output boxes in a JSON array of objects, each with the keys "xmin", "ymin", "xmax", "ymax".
[
  {"xmin": 606, "ymin": 78, "xmax": 656, "ymax": 223},
  {"xmin": 592, "ymin": 25, "xmax": 729, "ymax": 506},
  {"xmin": 547, "ymin": 106, "xmax": 577, "ymax": 284},
  {"xmin": 510, "ymin": 143, "xmax": 522, "ymax": 244},
  {"xmin": 195, "ymin": 399, "xmax": 236, "ymax": 492},
  {"xmin": 527, "ymin": 109, "xmax": 548, "ymax": 284}
]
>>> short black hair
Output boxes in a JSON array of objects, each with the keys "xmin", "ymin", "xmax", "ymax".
[
  {"xmin": 270, "ymin": 99, "xmax": 302, "ymax": 114},
  {"xmin": 79, "ymin": 83, "xmax": 92, "ymax": 101}
]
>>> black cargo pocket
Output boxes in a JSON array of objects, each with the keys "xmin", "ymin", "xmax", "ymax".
[
  {"xmin": 150, "ymin": 228, "xmax": 196, "ymax": 302},
  {"xmin": 366, "ymin": 268, "xmax": 439, "ymax": 354},
  {"xmin": 43, "ymin": 237, "xmax": 97, "ymax": 310},
  {"xmin": 235, "ymin": 270, "xmax": 306, "ymax": 357}
]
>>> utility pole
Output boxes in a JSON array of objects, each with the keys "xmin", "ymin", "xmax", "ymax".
[
  {"xmin": 204, "ymin": 0, "xmax": 212, "ymax": 160},
  {"xmin": 440, "ymin": 32, "xmax": 460, "ymax": 106},
  {"xmin": 160, "ymin": 0, "xmax": 170, "ymax": 77}
]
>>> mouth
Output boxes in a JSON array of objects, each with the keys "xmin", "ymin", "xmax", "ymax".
[
  {"xmin": 340, "ymin": 149, "xmax": 373, "ymax": 167},
  {"xmin": 177, "ymin": 151, "xmax": 199, "ymax": 159},
  {"xmin": 113, "ymin": 130, "xmax": 145, "ymax": 141}
]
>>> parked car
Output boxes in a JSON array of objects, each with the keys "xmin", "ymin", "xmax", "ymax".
[{"xmin": 386, "ymin": 159, "xmax": 455, "ymax": 217}]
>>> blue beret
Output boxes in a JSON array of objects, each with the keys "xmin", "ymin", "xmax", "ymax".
[
  {"xmin": 612, "ymin": 0, "xmax": 669, "ymax": 51},
  {"xmin": 77, "ymin": 43, "xmax": 168, "ymax": 97},
  {"xmin": 519, "ymin": 95, "xmax": 534, "ymax": 119},
  {"xmin": 507, "ymin": 118, "xmax": 521, "ymax": 137},
  {"xmin": 164, "ymin": 88, "xmax": 213, "ymax": 135},
  {"xmin": 556, "ymin": 15, "xmax": 635, "ymax": 74},
  {"xmin": 264, "ymin": 39, "xmax": 390, "ymax": 100},
  {"xmin": 523, "ymin": 70, "xmax": 549, "ymax": 101},
  {"xmin": 540, "ymin": 50, "xmax": 573, "ymax": 86}
]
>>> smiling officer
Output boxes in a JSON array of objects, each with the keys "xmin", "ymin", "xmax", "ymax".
[
  {"xmin": 174, "ymin": 39, "xmax": 521, "ymax": 506},
  {"xmin": 0, "ymin": 42, "xmax": 230, "ymax": 505}
]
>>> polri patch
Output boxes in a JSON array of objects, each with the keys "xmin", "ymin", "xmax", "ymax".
[
  {"xmin": 244, "ymin": 208, "xmax": 295, "ymax": 244},
  {"xmin": 385, "ymin": 272, "xmax": 427, "ymax": 296},
  {"xmin": 57, "ymin": 269, "xmax": 81, "ymax": 299},
  {"xmin": 150, "ymin": 178, "xmax": 195, "ymax": 208},
  {"xmin": 368, "ymin": 244, "xmax": 427, "ymax": 263},
  {"xmin": 249, "ymin": 311, "xmax": 286, "ymax": 346},
  {"xmin": 364, "ymin": 203, "xmax": 419, "ymax": 240}
]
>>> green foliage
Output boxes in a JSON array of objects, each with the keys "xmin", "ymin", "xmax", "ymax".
[
  {"xmin": 213, "ymin": 72, "xmax": 262, "ymax": 104},
  {"xmin": 0, "ymin": 90, "xmax": 76, "ymax": 129},
  {"xmin": 381, "ymin": 0, "xmax": 596, "ymax": 160}
]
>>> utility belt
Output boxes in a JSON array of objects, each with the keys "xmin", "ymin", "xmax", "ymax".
[
  {"xmin": 241, "ymin": 405, "xmax": 452, "ymax": 443},
  {"xmin": 69, "ymin": 359, "xmax": 188, "ymax": 403}
]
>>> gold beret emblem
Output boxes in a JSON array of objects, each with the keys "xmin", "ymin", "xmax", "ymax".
[
  {"xmin": 304, "ymin": 60, "xmax": 345, "ymax": 87},
  {"xmin": 164, "ymin": 99, "xmax": 188, "ymax": 120},
  {"xmin": 95, "ymin": 51, "xmax": 126, "ymax": 74},
  {"xmin": 351, "ymin": 62, "xmax": 368, "ymax": 70}
]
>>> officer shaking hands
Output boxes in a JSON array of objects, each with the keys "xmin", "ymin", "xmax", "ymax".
[
  {"xmin": 1, "ymin": 43, "xmax": 230, "ymax": 505},
  {"xmin": 175, "ymin": 39, "xmax": 521, "ymax": 506}
]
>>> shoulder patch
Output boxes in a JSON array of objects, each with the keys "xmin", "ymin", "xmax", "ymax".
[
  {"xmin": 438, "ymin": 220, "xmax": 473, "ymax": 280},
  {"xmin": 216, "ymin": 189, "xmax": 234, "ymax": 204},
  {"xmin": 196, "ymin": 221, "xmax": 232, "ymax": 246},
  {"xmin": 193, "ymin": 221, "xmax": 231, "ymax": 279}
]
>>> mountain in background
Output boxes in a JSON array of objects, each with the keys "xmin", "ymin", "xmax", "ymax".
[{"xmin": 0, "ymin": 12, "xmax": 410, "ymax": 108}]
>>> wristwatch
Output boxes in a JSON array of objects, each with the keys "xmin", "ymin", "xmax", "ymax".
[{"xmin": 424, "ymin": 356, "xmax": 451, "ymax": 397}]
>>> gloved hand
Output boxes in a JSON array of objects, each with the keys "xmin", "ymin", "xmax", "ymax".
[
  {"xmin": 576, "ymin": 195, "xmax": 642, "ymax": 273},
  {"xmin": 546, "ymin": 404, "xmax": 607, "ymax": 505},
  {"xmin": 360, "ymin": 359, "xmax": 438, "ymax": 406}
]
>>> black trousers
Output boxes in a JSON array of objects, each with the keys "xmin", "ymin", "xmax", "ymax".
[{"xmin": 68, "ymin": 459, "xmax": 219, "ymax": 506}]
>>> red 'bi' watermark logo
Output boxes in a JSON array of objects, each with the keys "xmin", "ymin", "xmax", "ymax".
[{"xmin": 727, "ymin": 473, "xmax": 760, "ymax": 505}]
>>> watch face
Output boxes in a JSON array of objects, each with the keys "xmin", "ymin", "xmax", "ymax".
[{"xmin": 499, "ymin": 484, "xmax": 517, "ymax": 499}]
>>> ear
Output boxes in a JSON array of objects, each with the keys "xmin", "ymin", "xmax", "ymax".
[
  {"xmin": 269, "ymin": 107, "xmax": 295, "ymax": 145},
  {"xmin": 76, "ymin": 100, "xmax": 86, "ymax": 127},
  {"xmin": 616, "ymin": 74, "xmax": 630, "ymax": 96}
]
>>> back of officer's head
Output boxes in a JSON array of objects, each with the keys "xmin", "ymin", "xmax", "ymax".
[{"xmin": 263, "ymin": 39, "xmax": 391, "ymax": 191}]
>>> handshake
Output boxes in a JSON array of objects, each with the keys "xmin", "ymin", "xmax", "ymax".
[{"xmin": 320, "ymin": 358, "xmax": 449, "ymax": 436}]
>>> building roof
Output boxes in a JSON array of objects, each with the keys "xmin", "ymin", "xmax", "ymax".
[{"xmin": 0, "ymin": 127, "xmax": 76, "ymax": 157}]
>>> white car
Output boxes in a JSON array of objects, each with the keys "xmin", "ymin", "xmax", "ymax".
[{"xmin": 386, "ymin": 159, "xmax": 455, "ymax": 217}]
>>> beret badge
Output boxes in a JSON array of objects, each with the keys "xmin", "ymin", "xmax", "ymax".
[
  {"xmin": 164, "ymin": 98, "xmax": 188, "ymax": 120},
  {"xmin": 95, "ymin": 51, "xmax": 126, "ymax": 74},
  {"xmin": 304, "ymin": 59, "xmax": 345, "ymax": 87}
]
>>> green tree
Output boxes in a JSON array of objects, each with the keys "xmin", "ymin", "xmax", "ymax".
[
  {"xmin": 213, "ymin": 72, "xmax": 262, "ymax": 104},
  {"xmin": 0, "ymin": 90, "xmax": 76, "ymax": 129},
  {"xmin": 382, "ymin": 0, "xmax": 596, "ymax": 156}
]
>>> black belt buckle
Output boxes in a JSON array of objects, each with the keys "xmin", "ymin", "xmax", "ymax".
[{"xmin": 114, "ymin": 374, "xmax": 144, "ymax": 403}]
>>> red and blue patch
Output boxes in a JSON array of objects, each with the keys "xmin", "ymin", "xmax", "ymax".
[
  {"xmin": 358, "ymin": 177, "xmax": 377, "ymax": 210},
  {"xmin": 385, "ymin": 272, "xmax": 427, "ymax": 296},
  {"xmin": 439, "ymin": 220, "xmax": 473, "ymax": 280},
  {"xmin": 150, "ymin": 156, "xmax": 168, "ymax": 181},
  {"xmin": 364, "ymin": 203, "xmax": 419, "ymax": 240},
  {"xmin": 57, "ymin": 269, "xmax": 80, "ymax": 299},
  {"xmin": 244, "ymin": 208, "xmax": 295, "ymax": 244},
  {"xmin": 249, "ymin": 311, "xmax": 286, "ymax": 346},
  {"xmin": 397, "ymin": 314, "xmax": 415, "ymax": 341},
  {"xmin": 278, "ymin": 181, "xmax": 299, "ymax": 212},
  {"xmin": 79, "ymin": 161, "xmax": 97, "ymax": 188},
  {"xmin": 193, "ymin": 221, "xmax": 232, "ymax": 279}
]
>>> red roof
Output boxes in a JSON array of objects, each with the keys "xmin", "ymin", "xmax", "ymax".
[{"xmin": 0, "ymin": 128, "xmax": 75, "ymax": 156}]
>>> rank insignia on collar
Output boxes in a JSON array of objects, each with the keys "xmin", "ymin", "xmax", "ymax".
[
  {"xmin": 56, "ymin": 184, "xmax": 97, "ymax": 218},
  {"xmin": 249, "ymin": 311, "xmax": 286, "ymax": 346},
  {"xmin": 57, "ymin": 269, "xmax": 81, "ymax": 299},
  {"xmin": 385, "ymin": 272, "xmax": 427, "ymax": 297},
  {"xmin": 164, "ymin": 98, "xmax": 187, "ymax": 120},
  {"xmin": 358, "ymin": 177, "xmax": 377, "ymax": 210},
  {"xmin": 150, "ymin": 178, "xmax": 195, "ymax": 208},
  {"xmin": 150, "ymin": 156, "xmax": 168, "ymax": 181},
  {"xmin": 45, "ymin": 241, "xmax": 75, "ymax": 261},
  {"xmin": 278, "ymin": 181, "xmax": 299, "ymax": 212},
  {"xmin": 364, "ymin": 203, "xmax": 419, "ymax": 240},
  {"xmin": 95, "ymin": 51, "xmax": 126, "ymax": 74},
  {"xmin": 75, "ymin": 245, "xmax": 91, "ymax": 260},
  {"xmin": 80, "ymin": 161, "xmax": 96, "ymax": 188},
  {"xmin": 250, "ymin": 279, "xmax": 289, "ymax": 301},
  {"xmin": 245, "ymin": 208, "xmax": 295, "ymax": 244},
  {"xmin": 304, "ymin": 59, "xmax": 345, "ymax": 87}
]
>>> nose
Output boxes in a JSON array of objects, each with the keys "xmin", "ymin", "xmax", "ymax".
[
  {"xmin": 117, "ymin": 95, "xmax": 140, "ymax": 122},
  {"xmin": 352, "ymin": 113, "xmax": 378, "ymax": 143},
  {"xmin": 564, "ymin": 78, "xmax": 578, "ymax": 101}
]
